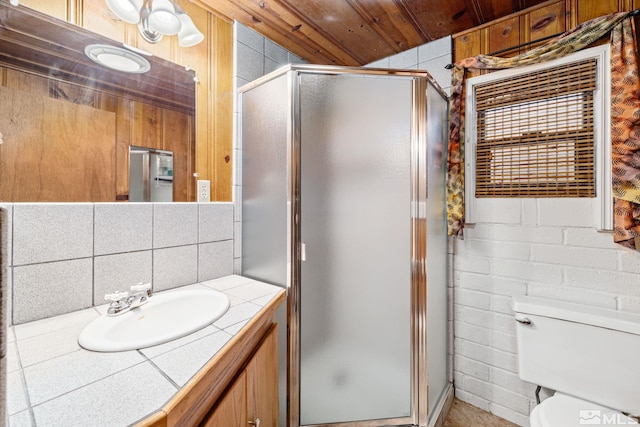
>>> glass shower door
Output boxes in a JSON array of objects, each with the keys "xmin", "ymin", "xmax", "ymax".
[{"xmin": 298, "ymin": 73, "xmax": 414, "ymax": 425}]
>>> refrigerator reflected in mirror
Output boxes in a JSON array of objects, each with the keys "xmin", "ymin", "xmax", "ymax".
[{"xmin": 129, "ymin": 146, "xmax": 174, "ymax": 202}]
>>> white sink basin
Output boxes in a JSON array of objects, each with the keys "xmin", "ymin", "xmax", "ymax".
[{"xmin": 78, "ymin": 289, "xmax": 230, "ymax": 352}]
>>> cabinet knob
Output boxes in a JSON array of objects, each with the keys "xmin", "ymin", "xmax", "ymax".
[{"xmin": 249, "ymin": 418, "xmax": 261, "ymax": 427}]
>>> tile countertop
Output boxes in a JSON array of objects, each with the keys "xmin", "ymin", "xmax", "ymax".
[{"xmin": 6, "ymin": 275, "xmax": 285, "ymax": 427}]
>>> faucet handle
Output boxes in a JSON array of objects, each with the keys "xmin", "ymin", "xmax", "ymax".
[
  {"xmin": 105, "ymin": 291, "xmax": 129, "ymax": 302},
  {"xmin": 130, "ymin": 283, "xmax": 152, "ymax": 293}
]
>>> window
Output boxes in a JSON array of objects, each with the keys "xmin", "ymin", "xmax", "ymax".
[
  {"xmin": 464, "ymin": 45, "xmax": 612, "ymax": 229},
  {"xmin": 475, "ymin": 58, "xmax": 596, "ymax": 197}
]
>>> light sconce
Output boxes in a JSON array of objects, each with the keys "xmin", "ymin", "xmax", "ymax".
[{"xmin": 105, "ymin": 0, "xmax": 204, "ymax": 47}]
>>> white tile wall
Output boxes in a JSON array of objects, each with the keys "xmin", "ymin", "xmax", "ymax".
[
  {"xmin": 93, "ymin": 251, "xmax": 153, "ymax": 305},
  {"xmin": 233, "ymin": 22, "xmax": 306, "ymax": 275},
  {"xmin": 3, "ymin": 202, "xmax": 234, "ymax": 324},
  {"xmin": 13, "ymin": 204, "xmax": 93, "ymax": 265},
  {"xmin": 366, "ymin": 35, "xmax": 453, "ymax": 94},
  {"xmin": 198, "ymin": 240, "xmax": 234, "ymax": 282},
  {"xmin": 199, "ymin": 203, "xmax": 233, "ymax": 243},
  {"xmin": 153, "ymin": 245, "xmax": 199, "ymax": 292},
  {"xmin": 13, "ymin": 259, "xmax": 93, "ymax": 324},
  {"xmin": 153, "ymin": 203, "xmax": 198, "ymax": 248},
  {"xmin": 94, "ymin": 203, "xmax": 152, "ymax": 255}
]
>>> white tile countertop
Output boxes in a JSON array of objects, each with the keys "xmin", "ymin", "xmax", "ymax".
[{"xmin": 6, "ymin": 275, "xmax": 285, "ymax": 427}]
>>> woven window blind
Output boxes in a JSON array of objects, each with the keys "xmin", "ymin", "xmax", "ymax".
[{"xmin": 474, "ymin": 58, "xmax": 597, "ymax": 197}]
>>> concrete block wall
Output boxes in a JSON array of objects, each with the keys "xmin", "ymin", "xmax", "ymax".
[{"xmin": 454, "ymin": 197, "xmax": 640, "ymax": 426}]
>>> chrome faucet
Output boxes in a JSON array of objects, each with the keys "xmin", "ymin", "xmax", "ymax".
[{"xmin": 104, "ymin": 283, "xmax": 152, "ymax": 316}]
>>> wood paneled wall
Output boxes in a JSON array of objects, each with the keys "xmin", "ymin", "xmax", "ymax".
[
  {"xmin": 0, "ymin": 83, "xmax": 116, "ymax": 202},
  {"xmin": 14, "ymin": 0, "xmax": 234, "ymax": 201},
  {"xmin": 453, "ymin": 0, "xmax": 640, "ymax": 69},
  {"xmin": 0, "ymin": 68, "xmax": 193, "ymax": 202}
]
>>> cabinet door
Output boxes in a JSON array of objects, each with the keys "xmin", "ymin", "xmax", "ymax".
[
  {"xmin": 488, "ymin": 16, "xmax": 521, "ymax": 56},
  {"xmin": 202, "ymin": 371, "xmax": 247, "ymax": 427},
  {"xmin": 246, "ymin": 326, "xmax": 279, "ymax": 427},
  {"xmin": 576, "ymin": 0, "xmax": 620, "ymax": 24},
  {"xmin": 453, "ymin": 30, "xmax": 483, "ymax": 78}
]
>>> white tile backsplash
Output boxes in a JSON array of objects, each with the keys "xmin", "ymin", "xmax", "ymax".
[
  {"xmin": 153, "ymin": 245, "xmax": 199, "ymax": 292},
  {"xmin": 3, "ymin": 202, "xmax": 234, "ymax": 324},
  {"xmin": 12, "ymin": 204, "xmax": 93, "ymax": 265},
  {"xmin": 198, "ymin": 240, "xmax": 234, "ymax": 282},
  {"xmin": 153, "ymin": 203, "xmax": 198, "ymax": 248},
  {"xmin": 94, "ymin": 203, "xmax": 152, "ymax": 255},
  {"xmin": 13, "ymin": 258, "xmax": 93, "ymax": 324},
  {"xmin": 199, "ymin": 203, "xmax": 233, "ymax": 243},
  {"xmin": 93, "ymin": 251, "xmax": 153, "ymax": 305}
]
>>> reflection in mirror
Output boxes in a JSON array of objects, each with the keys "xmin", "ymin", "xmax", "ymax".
[
  {"xmin": 0, "ymin": 3, "xmax": 196, "ymax": 202},
  {"xmin": 129, "ymin": 146, "xmax": 174, "ymax": 202}
]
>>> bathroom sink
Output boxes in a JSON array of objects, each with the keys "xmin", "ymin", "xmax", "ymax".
[{"xmin": 78, "ymin": 289, "xmax": 230, "ymax": 352}]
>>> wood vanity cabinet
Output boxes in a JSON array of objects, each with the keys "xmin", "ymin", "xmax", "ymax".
[
  {"xmin": 203, "ymin": 324, "xmax": 279, "ymax": 427},
  {"xmin": 137, "ymin": 290, "xmax": 285, "ymax": 427}
]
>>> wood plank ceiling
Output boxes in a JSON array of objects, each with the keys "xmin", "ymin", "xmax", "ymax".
[{"xmin": 193, "ymin": 0, "xmax": 552, "ymax": 65}]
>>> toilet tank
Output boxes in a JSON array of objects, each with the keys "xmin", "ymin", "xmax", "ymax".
[{"xmin": 512, "ymin": 296, "xmax": 640, "ymax": 414}]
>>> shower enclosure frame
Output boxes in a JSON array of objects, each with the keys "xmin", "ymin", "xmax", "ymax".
[{"xmin": 239, "ymin": 64, "xmax": 450, "ymax": 427}]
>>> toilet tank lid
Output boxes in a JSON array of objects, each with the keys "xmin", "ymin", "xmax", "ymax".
[{"xmin": 512, "ymin": 296, "xmax": 640, "ymax": 336}]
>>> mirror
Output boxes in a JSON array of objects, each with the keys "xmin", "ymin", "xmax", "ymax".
[
  {"xmin": 129, "ymin": 146, "xmax": 174, "ymax": 202},
  {"xmin": 0, "ymin": 3, "xmax": 196, "ymax": 202}
]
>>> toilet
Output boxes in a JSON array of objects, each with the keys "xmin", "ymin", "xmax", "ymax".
[{"xmin": 512, "ymin": 296, "xmax": 640, "ymax": 427}]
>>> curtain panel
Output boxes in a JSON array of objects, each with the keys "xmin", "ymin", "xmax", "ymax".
[{"xmin": 446, "ymin": 10, "xmax": 640, "ymax": 249}]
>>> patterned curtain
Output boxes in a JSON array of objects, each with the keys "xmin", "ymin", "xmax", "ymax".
[
  {"xmin": 447, "ymin": 11, "xmax": 640, "ymax": 249},
  {"xmin": 611, "ymin": 18, "xmax": 640, "ymax": 248}
]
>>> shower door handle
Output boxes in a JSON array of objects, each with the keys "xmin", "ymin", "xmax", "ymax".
[{"xmin": 301, "ymin": 242, "xmax": 307, "ymax": 261}]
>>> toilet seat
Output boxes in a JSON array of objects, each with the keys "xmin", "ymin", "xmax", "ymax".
[{"xmin": 530, "ymin": 393, "xmax": 636, "ymax": 427}]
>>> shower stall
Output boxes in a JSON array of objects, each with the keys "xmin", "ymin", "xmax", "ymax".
[{"xmin": 240, "ymin": 65, "xmax": 450, "ymax": 427}]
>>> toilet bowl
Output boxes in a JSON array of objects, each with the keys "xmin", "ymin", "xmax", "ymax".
[
  {"xmin": 512, "ymin": 296, "xmax": 640, "ymax": 427},
  {"xmin": 529, "ymin": 393, "xmax": 637, "ymax": 427}
]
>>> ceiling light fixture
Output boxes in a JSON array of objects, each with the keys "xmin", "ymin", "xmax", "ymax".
[
  {"xmin": 106, "ymin": 0, "xmax": 203, "ymax": 47},
  {"xmin": 85, "ymin": 44, "xmax": 151, "ymax": 73}
]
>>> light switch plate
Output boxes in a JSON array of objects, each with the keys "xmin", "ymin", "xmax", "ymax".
[{"xmin": 197, "ymin": 180, "xmax": 210, "ymax": 202}]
